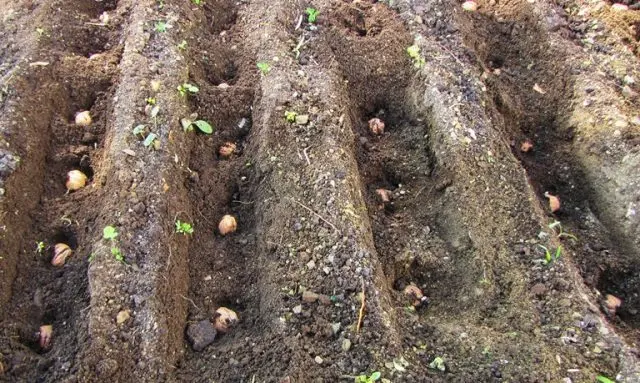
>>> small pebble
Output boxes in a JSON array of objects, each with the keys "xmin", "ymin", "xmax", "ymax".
[
  {"xmin": 342, "ymin": 338, "xmax": 352, "ymax": 351},
  {"xmin": 315, "ymin": 356, "xmax": 323, "ymax": 364},
  {"xmin": 292, "ymin": 305, "xmax": 303, "ymax": 314}
]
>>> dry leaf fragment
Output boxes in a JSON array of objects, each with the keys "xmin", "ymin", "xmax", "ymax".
[
  {"xmin": 213, "ymin": 307, "xmax": 238, "ymax": 333},
  {"xmin": 520, "ymin": 140, "xmax": 534, "ymax": 153},
  {"xmin": 117, "ymin": 310, "xmax": 131, "ymax": 325},
  {"xmin": 544, "ymin": 192, "xmax": 561, "ymax": 213},
  {"xmin": 533, "ymin": 83, "xmax": 546, "ymax": 94},
  {"xmin": 122, "ymin": 149, "xmax": 136, "ymax": 157}
]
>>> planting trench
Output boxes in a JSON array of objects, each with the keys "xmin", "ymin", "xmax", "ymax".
[{"xmin": 1, "ymin": 0, "xmax": 640, "ymax": 381}]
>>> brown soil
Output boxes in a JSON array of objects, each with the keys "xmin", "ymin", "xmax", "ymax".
[{"xmin": 1, "ymin": 0, "xmax": 640, "ymax": 381}]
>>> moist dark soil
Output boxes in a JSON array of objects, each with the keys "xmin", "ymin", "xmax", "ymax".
[{"xmin": 1, "ymin": 0, "xmax": 640, "ymax": 382}]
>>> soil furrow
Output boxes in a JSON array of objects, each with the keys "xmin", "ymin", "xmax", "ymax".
[
  {"xmin": 456, "ymin": 1, "xmax": 640, "ymax": 377},
  {"xmin": 0, "ymin": 0, "xmax": 125, "ymax": 380},
  {"xmin": 1, "ymin": 0, "xmax": 639, "ymax": 381}
]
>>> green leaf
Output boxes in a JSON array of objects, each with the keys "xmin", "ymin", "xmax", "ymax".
[
  {"xmin": 133, "ymin": 124, "xmax": 146, "ymax": 136},
  {"xmin": 186, "ymin": 84, "xmax": 199, "ymax": 93},
  {"xmin": 596, "ymin": 376, "xmax": 615, "ymax": 383},
  {"xmin": 305, "ymin": 8, "xmax": 319, "ymax": 23},
  {"xmin": 103, "ymin": 226, "xmax": 118, "ymax": 240},
  {"xmin": 257, "ymin": 62, "xmax": 271, "ymax": 75},
  {"xmin": 370, "ymin": 371, "xmax": 381, "ymax": 381},
  {"xmin": 429, "ymin": 356, "xmax": 445, "ymax": 371},
  {"xmin": 407, "ymin": 45, "xmax": 420, "ymax": 58},
  {"xmin": 193, "ymin": 120, "xmax": 213, "ymax": 134},
  {"xmin": 143, "ymin": 132, "xmax": 158, "ymax": 147}
]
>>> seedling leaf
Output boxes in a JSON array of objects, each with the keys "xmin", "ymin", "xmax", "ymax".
[
  {"xmin": 596, "ymin": 376, "xmax": 615, "ymax": 383},
  {"xmin": 193, "ymin": 120, "xmax": 213, "ymax": 134},
  {"xmin": 429, "ymin": 357, "xmax": 445, "ymax": 371},
  {"xmin": 257, "ymin": 61, "xmax": 271, "ymax": 75},
  {"xmin": 370, "ymin": 372, "xmax": 381, "ymax": 381},
  {"xmin": 133, "ymin": 124, "xmax": 146, "ymax": 136},
  {"xmin": 103, "ymin": 226, "xmax": 118, "ymax": 240},
  {"xmin": 143, "ymin": 132, "xmax": 158, "ymax": 147},
  {"xmin": 305, "ymin": 8, "xmax": 319, "ymax": 23}
]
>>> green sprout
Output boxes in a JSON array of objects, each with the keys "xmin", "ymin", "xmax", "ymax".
[
  {"xmin": 407, "ymin": 44, "xmax": 425, "ymax": 68},
  {"xmin": 103, "ymin": 226, "xmax": 118, "ymax": 240},
  {"xmin": 154, "ymin": 21, "xmax": 168, "ymax": 32},
  {"xmin": 548, "ymin": 220, "xmax": 578, "ymax": 241},
  {"xmin": 596, "ymin": 376, "xmax": 615, "ymax": 383},
  {"xmin": 177, "ymin": 40, "xmax": 188, "ymax": 50},
  {"xmin": 538, "ymin": 244, "xmax": 562, "ymax": 265},
  {"xmin": 177, "ymin": 83, "xmax": 199, "ymax": 97},
  {"xmin": 355, "ymin": 372, "xmax": 381, "ymax": 383},
  {"xmin": 143, "ymin": 132, "xmax": 159, "ymax": 148},
  {"xmin": 35, "ymin": 241, "xmax": 46, "ymax": 254},
  {"xmin": 257, "ymin": 61, "xmax": 271, "ymax": 75},
  {"xmin": 429, "ymin": 356, "xmax": 445, "ymax": 371},
  {"xmin": 180, "ymin": 116, "xmax": 214, "ymax": 134},
  {"xmin": 284, "ymin": 111, "xmax": 297, "ymax": 122},
  {"xmin": 175, "ymin": 220, "xmax": 194, "ymax": 236},
  {"xmin": 146, "ymin": 97, "xmax": 156, "ymax": 105},
  {"xmin": 191, "ymin": 0, "xmax": 203, "ymax": 4},
  {"xmin": 103, "ymin": 225, "xmax": 124, "ymax": 263},
  {"xmin": 305, "ymin": 8, "xmax": 319, "ymax": 23}
]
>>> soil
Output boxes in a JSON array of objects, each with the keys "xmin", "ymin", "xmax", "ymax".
[{"xmin": 1, "ymin": 0, "xmax": 640, "ymax": 381}]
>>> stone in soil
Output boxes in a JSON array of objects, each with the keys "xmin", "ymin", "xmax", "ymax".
[{"xmin": 186, "ymin": 320, "xmax": 218, "ymax": 352}]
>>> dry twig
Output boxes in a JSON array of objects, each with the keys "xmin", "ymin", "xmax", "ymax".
[
  {"xmin": 293, "ymin": 199, "xmax": 338, "ymax": 232},
  {"xmin": 356, "ymin": 277, "xmax": 365, "ymax": 333}
]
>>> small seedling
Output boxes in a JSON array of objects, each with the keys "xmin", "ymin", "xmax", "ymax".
[
  {"xmin": 177, "ymin": 40, "xmax": 188, "ymax": 50},
  {"xmin": 538, "ymin": 244, "xmax": 562, "ymax": 265},
  {"xmin": 355, "ymin": 372, "xmax": 381, "ymax": 383},
  {"xmin": 146, "ymin": 97, "xmax": 156, "ymax": 105},
  {"xmin": 35, "ymin": 241, "xmax": 46, "ymax": 254},
  {"xmin": 407, "ymin": 44, "xmax": 425, "ymax": 68},
  {"xmin": 177, "ymin": 83, "xmax": 199, "ymax": 97},
  {"xmin": 103, "ymin": 226, "xmax": 118, "ymax": 240},
  {"xmin": 191, "ymin": 0, "xmax": 203, "ymax": 4},
  {"xmin": 175, "ymin": 220, "xmax": 194, "ymax": 235},
  {"xmin": 111, "ymin": 247, "xmax": 124, "ymax": 262},
  {"xmin": 596, "ymin": 376, "xmax": 615, "ymax": 383},
  {"xmin": 257, "ymin": 62, "xmax": 271, "ymax": 75},
  {"xmin": 103, "ymin": 226, "xmax": 124, "ymax": 263},
  {"xmin": 548, "ymin": 220, "xmax": 578, "ymax": 241},
  {"xmin": 305, "ymin": 8, "xmax": 319, "ymax": 23},
  {"xmin": 35, "ymin": 27, "xmax": 49, "ymax": 39},
  {"xmin": 285, "ymin": 111, "xmax": 297, "ymax": 122},
  {"xmin": 429, "ymin": 356, "xmax": 445, "ymax": 371},
  {"xmin": 88, "ymin": 253, "xmax": 96, "ymax": 262},
  {"xmin": 143, "ymin": 132, "xmax": 159, "ymax": 149},
  {"xmin": 133, "ymin": 124, "xmax": 147, "ymax": 138},
  {"xmin": 154, "ymin": 21, "xmax": 168, "ymax": 32},
  {"xmin": 181, "ymin": 116, "xmax": 214, "ymax": 134}
]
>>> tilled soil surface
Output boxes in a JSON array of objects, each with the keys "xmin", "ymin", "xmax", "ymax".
[{"xmin": 1, "ymin": 0, "xmax": 640, "ymax": 382}]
